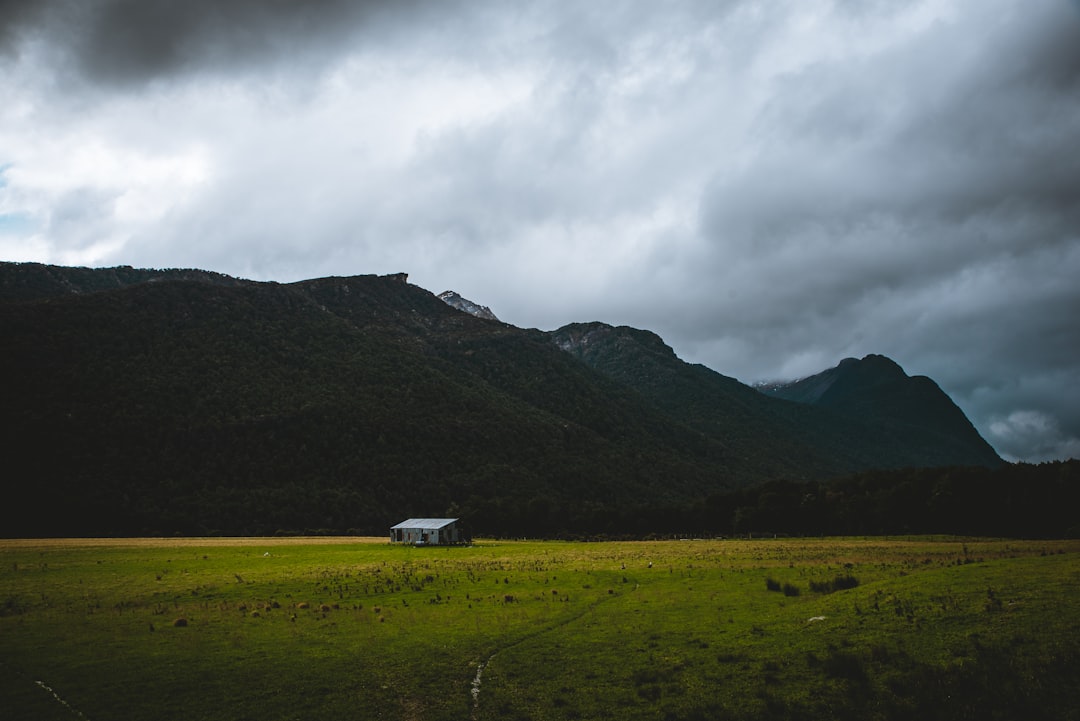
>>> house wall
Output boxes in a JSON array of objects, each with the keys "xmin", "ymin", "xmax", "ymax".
[{"xmin": 390, "ymin": 523, "xmax": 458, "ymax": 544}]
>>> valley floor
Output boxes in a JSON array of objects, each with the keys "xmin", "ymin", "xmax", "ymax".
[{"xmin": 2, "ymin": 536, "xmax": 1078, "ymax": 720}]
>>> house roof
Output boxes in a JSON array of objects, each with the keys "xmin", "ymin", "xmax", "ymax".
[{"xmin": 390, "ymin": 518, "xmax": 458, "ymax": 530}]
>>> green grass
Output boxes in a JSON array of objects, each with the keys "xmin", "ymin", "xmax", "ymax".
[{"xmin": 1, "ymin": 537, "xmax": 1078, "ymax": 720}]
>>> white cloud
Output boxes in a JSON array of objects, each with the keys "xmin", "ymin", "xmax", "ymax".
[{"xmin": 990, "ymin": 410, "xmax": 1080, "ymax": 463}]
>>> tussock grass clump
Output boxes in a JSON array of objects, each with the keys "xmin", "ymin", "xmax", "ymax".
[
  {"xmin": 809, "ymin": 574, "xmax": 859, "ymax": 594},
  {"xmin": 765, "ymin": 577, "xmax": 800, "ymax": 596}
]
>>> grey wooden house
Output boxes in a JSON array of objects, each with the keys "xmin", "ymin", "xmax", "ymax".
[{"xmin": 389, "ymin": 518, "xmax": 460, "ymax": 545}]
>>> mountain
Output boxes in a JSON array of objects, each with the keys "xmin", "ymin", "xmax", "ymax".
[
  {"xmin": 437, "ymin": 290, "xmax": 500, "ymax": 321},
  {"xmin": 758, "ymin": 355, "xmax": 1002, "ymax": 469},
  {"xmin": 0, "ymin": 261, "xmax": 1002, "ymax": 537},
  {"xmin": 0, "ymin": 262, "xmax": 251, "ymax": 302}
]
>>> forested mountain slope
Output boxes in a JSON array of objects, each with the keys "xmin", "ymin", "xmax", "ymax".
[
  {"xmin": 759, "ymin": 354, "xmax": 1002, "ymax": 469},
  {"xmin": 0, "ymin": 262, "xmax": 1001, "ymax": 536}
]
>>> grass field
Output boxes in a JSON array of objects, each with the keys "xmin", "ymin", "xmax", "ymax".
[{"xmin": 1, "ymin": 536, "xmax": 1078, "ymax": 720}]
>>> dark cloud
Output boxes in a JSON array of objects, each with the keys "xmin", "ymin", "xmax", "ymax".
[
  {"xmin": 2, "ymin": 0, "xmax": 463, "ymax": 87},
  {"xmin": 0, "ymin": 0, "xmax": 40, "ymax": 54},
  {"xmin": 83, "ymin": 0, "xmax": 376, "ymax": 84}
]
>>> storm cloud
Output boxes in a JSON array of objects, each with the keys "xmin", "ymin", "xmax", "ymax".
[{"xmin": 2, "ymin": 0, "xmax": 1078, "ymax": 462}]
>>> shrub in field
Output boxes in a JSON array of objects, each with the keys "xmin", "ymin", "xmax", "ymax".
[
  {"xmin": 832, "ymin": 574, "xmax": 859, "ymax": 591},
  {"xmin": 766, "ymin": 577, "xmax": 801, "ymax": 595},
  {"xmin": 810, "ymin": 575, "xmax": 860, "ymax": 594}
]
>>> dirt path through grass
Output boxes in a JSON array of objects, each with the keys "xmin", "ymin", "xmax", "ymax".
[
  {"xmin": 469, "ymin": 580, "xmax": 630, "ymax": 719},
  {"xmin": 35, "ymin": 679, "xmax": 91, "ymax": 720}
]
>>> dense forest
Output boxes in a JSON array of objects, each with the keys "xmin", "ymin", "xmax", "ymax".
[{"xmin": 559, "ymin": 461, "xmax": 1080, "ymax": 541}]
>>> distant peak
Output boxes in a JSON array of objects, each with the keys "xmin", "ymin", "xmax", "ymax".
[
  {"xmin": 437, "ymin": 290, "xmax": 499, "ymax": 321},
  {"xmin": 551, "ymin": 322, "xmax": 676, "ymax": 360},
  {"xmin": 756, "ymin": 353, "xmax": 909, "ymax": 404},
  {"xmin": 855, "ymin": 354, "xmax": 907, "ymax": 378}
]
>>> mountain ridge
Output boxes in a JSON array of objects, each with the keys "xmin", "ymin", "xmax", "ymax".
[{"xmin": 0, "ymin": 261, "xmax": 1003, "ymax": 536}]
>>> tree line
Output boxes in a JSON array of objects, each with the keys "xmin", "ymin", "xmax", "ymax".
[
  {"xmin": 467, "ymin": 460, "xmax": 1080, "ymax": 540},
  {"xmin": 13, "ymin": 459, "xmax": 1073, "ymax": 540}
]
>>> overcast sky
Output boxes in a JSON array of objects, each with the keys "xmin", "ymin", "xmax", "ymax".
[{"xmin": 2, "ymin": 0, "xmax": 1079, "ymax": 462}]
